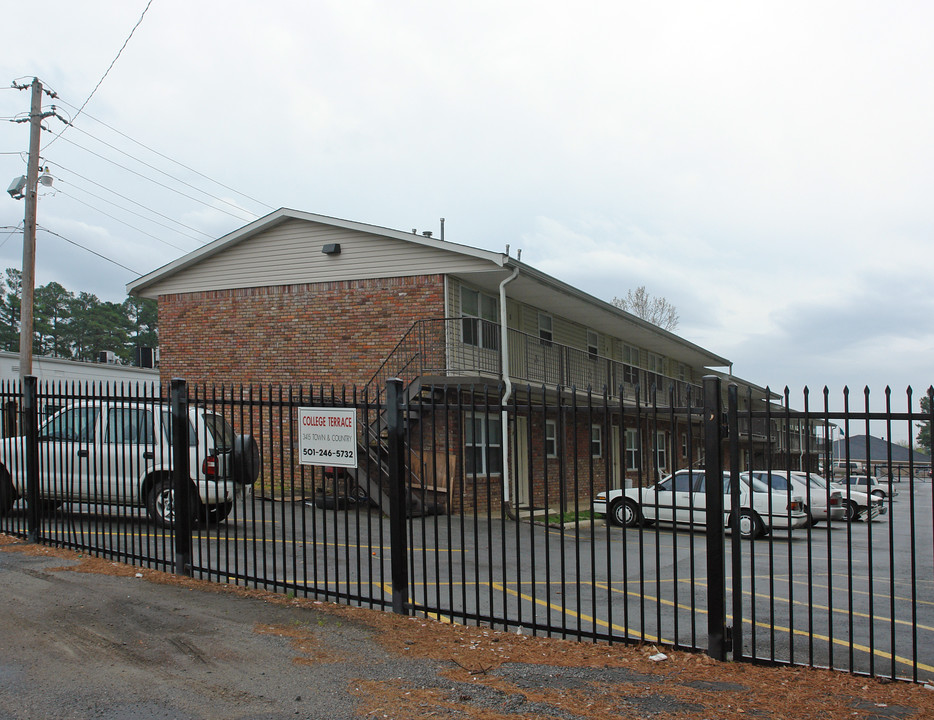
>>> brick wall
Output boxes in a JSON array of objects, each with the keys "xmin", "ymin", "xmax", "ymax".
[{"xmin": 158, "ymin": 275, "xmax": 446, "ymax": 387}]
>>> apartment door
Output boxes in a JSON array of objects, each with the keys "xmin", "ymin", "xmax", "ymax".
[{"xmin": 513, "ymin": 415, "xmax": 531, "ymax": 506}]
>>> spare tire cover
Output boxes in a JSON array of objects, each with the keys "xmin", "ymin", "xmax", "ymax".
[{"xmin": 231, "ymin": 434, "xmax": 261, "ymax": 484}]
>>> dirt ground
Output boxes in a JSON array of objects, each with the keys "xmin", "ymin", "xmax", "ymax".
[{"xmin": 3, "ymin": 532, "xmax": 934, "ymax": 719}]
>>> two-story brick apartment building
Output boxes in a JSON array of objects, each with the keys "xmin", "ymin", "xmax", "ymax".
[{"xmin": 128, "ymin": 209, "xmax": 777, "ymax": 514}]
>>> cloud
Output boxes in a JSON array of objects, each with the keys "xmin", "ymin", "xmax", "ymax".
[{"xmin": 0, "ymin": 0, "xmax": 932, "ymax": 405}]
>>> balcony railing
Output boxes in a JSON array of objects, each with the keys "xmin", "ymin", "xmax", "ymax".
[
  {"xmin": 366, "ymin": 318, "xmax": 702, "ymax": 406},
  {"xmin": 736, "ymin": 416, "xmax": 828, "ymax": 454}
]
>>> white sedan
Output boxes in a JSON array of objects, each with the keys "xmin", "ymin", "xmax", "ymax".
[
  {"xmin": 593, "ymin": 469, "xmax": 809, "ymax": 540},
  {"xmin": 747, "ymin": 471, "xmax": 846, "ymax": 525},
  {"xmin": 787, "ymin": 472, "xmax": 885, "ymax": 522},
  {"xmin": 837, "ymin": 475, "xmax": 898, "ymax": 500}
]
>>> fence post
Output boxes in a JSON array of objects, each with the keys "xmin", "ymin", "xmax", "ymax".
[
  {"xmin": 727, "ymin": 382, "xmax": 742, "ymax": 660},
  {"xmin": 703, "ymin": 375, "xmax": 727, "ymax": 661},
  {"xmin": 170, "ymin": 378, "xmax": 193, "ymax": 577},
  {"xmin": 386, "ymin": 378, "xmax": 409, "ymax": 614},
  {"xmin": 23, "ymin": 375, "xmax": 40, "ymax": 543}
]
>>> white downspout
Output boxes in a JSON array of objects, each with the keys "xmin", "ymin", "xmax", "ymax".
[{"xmin": 499, "ymin": 266, "xmax": 520, "ymax": 511}]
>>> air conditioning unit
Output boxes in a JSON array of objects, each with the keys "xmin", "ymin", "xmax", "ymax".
[
  {"xmin": 98, "ymin": 350, "xmax": 116, "ymax": 364},
  {"xmin": 135, "ymin": 347, "xmax": 155, "ymax": 368}
]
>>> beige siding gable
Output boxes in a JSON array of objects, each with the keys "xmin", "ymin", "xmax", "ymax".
[{"xmin": 142, "ymin": 219, "xmax": 496, "ymax": 296}]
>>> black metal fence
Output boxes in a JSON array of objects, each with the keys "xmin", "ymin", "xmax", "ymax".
[{"xmin": 1, "ymin": 376, "xmax": 932, "ymax": 683}]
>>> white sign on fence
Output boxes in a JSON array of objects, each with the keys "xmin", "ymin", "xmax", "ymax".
[{"xmin": 297, "ymin": 407, "xmax": 358, "ymax": 468}]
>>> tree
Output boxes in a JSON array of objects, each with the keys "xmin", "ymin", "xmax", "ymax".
[
  {"xmin": 612, "ymin": 286, "xmax": 679, "ymax": 331},
  {"xmin": 66, "ymin": 293, "xmax": 131, "ymax": 363},
  {"xmin": 123, "ymin": 296, "xmax": 158, "ymax": 353},
  {"xmin": 0, "ymin": 268, "xmax": 22, "ymax": 352},
  {"xmin": 0, "ymin": 269, "xmax": 157, "ymax": 364},
  {"xmin": 918, "ymin": 394, "xmax": 932, "ymax": 456},
  {"xmin": 34, "ymin": 281, "xmax": 73, "ymax": 358}
]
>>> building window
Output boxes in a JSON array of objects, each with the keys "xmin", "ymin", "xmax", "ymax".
[
  {"xmin": 647, "ymin": 353, "xmax": 664, "ymax": 375},
  {"xmin": 625, "ymin": 428, "xmax": 640, "ymax": 470},
  {"xmin": 461, "ymin": 287, "xmax": 499, "ymax": 349},
  {"xmin": 587, "ymin": 330, "xmax": 599, "ymax": 358},
  {"xmin": 545, "ymin": 419, "xmax": 557, "ymax": 457},
  {"xmin": 623, "ymin": 364, "xmax": 639, "ymax": 386},
  {"xmin": 681, "ymin": 432, "xmax": 688, "ymax": 459},
  {"xmin": 621, "ymin": 344, "xmax": 639, "ymax": 385},
  {"xmin": 655, "ymin": 431, "xmax": 667, "ymax": 471},
  {"xmin": 622, "ymin": 344, "xmax": 639, "ymax": 366},
  {"xmin": 464, "ymin": 414, "xmax": 502, "ymax": 475},
  {"xmin": 591, "ymin": 424, "xmax": 602, "ymax": 458},
  {"xmin": 539, "ymin": 313, "xmax": 553, "ymax": 346}
]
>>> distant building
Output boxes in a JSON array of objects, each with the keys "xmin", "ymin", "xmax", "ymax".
[
  {"xmin": 0, "ymin": 351, "xmax": 160, "ymax": 436},
  {"xmin": 832, "ymin": 434, "xmax": 931, "ymax": 480}
]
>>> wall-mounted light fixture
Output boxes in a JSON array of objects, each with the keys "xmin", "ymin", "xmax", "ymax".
[{"xmin": 321, "ymin": 243, "xmax": 341, "ymax": 255}]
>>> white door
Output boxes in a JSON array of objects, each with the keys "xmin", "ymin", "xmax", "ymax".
[
  {"xmin": 38, "ymin": 406, "xmax": 102, "ymax": 503},
  {"xmin": 513, "ymin": 415, "xmax": 531, "ymax": 507}
]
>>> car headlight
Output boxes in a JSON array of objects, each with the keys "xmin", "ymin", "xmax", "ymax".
[{"xmin": 595, "ymin": 492, "xmax": 606, "ymax": 502}]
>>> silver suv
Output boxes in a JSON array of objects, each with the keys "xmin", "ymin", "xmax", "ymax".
[{"xmin": 0, "ymin": 401, "xmax": 259, "ymax": 527}]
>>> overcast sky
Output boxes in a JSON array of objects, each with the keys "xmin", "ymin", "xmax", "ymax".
[{"xmin": 1, "ymin": 1, "xmax": 932, "ymax": 421}]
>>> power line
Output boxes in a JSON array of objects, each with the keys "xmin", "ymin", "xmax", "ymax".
[
  {"xmin": 64, "ymin": 125, "xmax": 260, "ymax": 219},
  {"xmin": 55, "ymin": 100, "xmax": 275, "ymax": 213},
  {"xmin": 56, "ymin": 133, "xmax": 256, "ymax": 223},
  {"xmin": 37, "ymin": 225, "xmax": 140, "ymax": 275},
  {"xmin": 52, "ymin": 188, "xmax": 192, "ymax": 252},
  {"xmin": 0, "ymin": 223, "xmax": 23, "ymax": 251},
  {"xmin": 45, "ymin": 0, "xmax": 156, "ymax": 150},
  {"xmin": 48, "ymin": 160, "xmax": 216, "ymax": 241},
  {"xmin": 54, "ymin": 182, "xmax": 207, "ymax": 245}
]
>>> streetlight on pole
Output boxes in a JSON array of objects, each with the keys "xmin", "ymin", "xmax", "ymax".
[
  {"xmin": 18, "ymin": 77, "xmax": 43, "ymax": 381},
  {"xmin": 8, "ymin": 77, "xmax": 58, "ymax": 381}
]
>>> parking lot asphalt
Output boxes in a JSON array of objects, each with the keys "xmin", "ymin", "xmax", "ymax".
[{"xmin": 4, "ymin": 533, "xmax": 934, "ymax": 720}]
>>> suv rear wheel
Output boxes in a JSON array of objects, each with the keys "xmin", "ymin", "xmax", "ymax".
[
  {"xmin": 147, "ymin": 477, "xmax": 196, "ymax": 528},
  {"xmin": 201, "ymin": 501, "xmax": 233, "ymax": 525}
]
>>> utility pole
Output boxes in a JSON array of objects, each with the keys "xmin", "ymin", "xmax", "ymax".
[{"xmin": 18, "ymin": 78, "xmax": 43, "ymax": 380}]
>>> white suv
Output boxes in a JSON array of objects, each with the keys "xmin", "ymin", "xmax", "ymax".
[{"xmin": 0, "ymin": 401, "xmax": 259, "ymax": 527}]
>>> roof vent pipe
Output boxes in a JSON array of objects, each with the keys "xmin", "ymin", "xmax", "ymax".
[{"xmin": 440, "ymin": 217, "xmax": 445, "ymax": 242}]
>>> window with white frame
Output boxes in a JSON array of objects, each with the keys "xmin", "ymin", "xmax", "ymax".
[
  {"xmin": 587, "ymin": 330, "xmax": 599, "ymax": 358},
  {"xmin": 622, "ymin": 344, "xmax": 639, "ymax": 385},
  {"xmin": 461, "ymin": 286, "xmax": 499, "ymax": 349},
  {"xmin": 591, "ymin": 424, "xmax": 602, "ymax": 458},
  {"xmin": 464, "ymin": 414, "xmax": 503, "ymax": 475},
  {"xmin": 545, "ymin": 419, "xmax": 558, "ymax": 457},
  {"xmin": 625, "ymin": 428, "xmax": 640, "ymax": 470},
  {"xmin": 538, "ymin": 313, "xmax": 553, "ymax": 346},
  {"xmin": 622, "ymin": 344, "xmax": 638, "ymax": 365},
  {"xmin": 647, "ymin": 352, "xmax": 665, "ymax": 375},
  {"xmin": 655, "ymin": 431, "xmax": 667, "ymax": 471}
]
